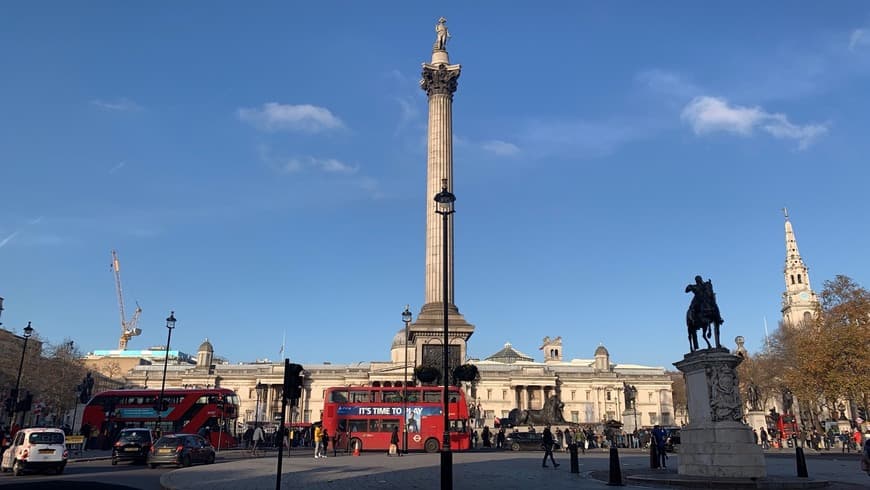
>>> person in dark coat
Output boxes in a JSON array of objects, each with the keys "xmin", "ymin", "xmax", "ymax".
[{"xmin": 542, "ymin": 424, "xmax": 559, "ymax": 468}]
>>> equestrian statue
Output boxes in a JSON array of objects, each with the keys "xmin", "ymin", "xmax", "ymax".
[{"xmin": 685, "ymin": 275, "xmax": 724, "ymax": 352}]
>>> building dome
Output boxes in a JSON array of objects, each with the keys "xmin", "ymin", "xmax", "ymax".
[
  {"xmin": 594, "ymin": 344, "xmax": 609, "ymax": 357},
  {"xmin": 198, "ymin": 338, "xmax": 214, "ymax": 353},
  {"xmin": 485, "ymin": 342, "xmax": 534, "ymax": 364},
  {"xmin": 391, "ymin": 329, "xmax": 409, "ymax": 349}
]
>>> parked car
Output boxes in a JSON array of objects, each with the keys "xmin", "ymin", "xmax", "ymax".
[
  {"xmin": 504, "ymin": 431, "xmax": 544, "ymax": 451},
  {"xmin": 664, "ymin": 428, "xmax": 681, "ymax": 453},
  {"xmin": 148, "ymin": 434, "xmax": 215, "ymax": 468},
  {"xmin": 0, "ymin": 427, "xmax": 68, "ymax": 476},
  {"xmin": 112, "ymin": 428, "xmax": 157, "ymax": 465}
]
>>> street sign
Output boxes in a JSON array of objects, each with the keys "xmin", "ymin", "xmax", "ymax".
[{"xmin": 66, "ymin": 435, "xmax": 84, "ymax": 445}]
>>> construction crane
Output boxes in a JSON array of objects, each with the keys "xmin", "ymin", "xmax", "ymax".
[{"xmin": 112, "ymin": 250, "xmax": 142, "ymax": 350}]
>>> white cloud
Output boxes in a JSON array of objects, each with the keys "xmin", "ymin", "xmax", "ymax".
[
  {"xmin": 109, "ymin": 161, "xmax": 127, "ymax": 174},
  {"xmin": 849, "ymin": 29, "xmax": 868, "ymax": 50},
  {"xmin": 681, "ymin": 96, "xmax": 828, "ymax": 149},
  {"xmin": 278, "ymin": 157, "xmax": 358, "ymax": 175},
  {"xmin": 90, "ymin": 98, "xmax": 142, "ymax": 111},
  {"xmin": 0, "ymin": 231, "xmax": 19, "ymax": 248},
  {"xmin": 481, "ymin": 140, "xmax": 520, "ymax": 156},
  {"xmin": 636, "ymin": 69, "xmax": 699, "ymax": 99},
  {"xmin": 238, "ymin": 103, "xmax": 344, "ymax": 132}
]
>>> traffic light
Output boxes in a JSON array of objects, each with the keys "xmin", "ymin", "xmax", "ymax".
[
  {"xmin": 858, "ymin": 407, "xmax": 867, "ymax": 422},
  {"xmin": 17, "ymin": 392, "xmax": 32, "ymax": 412},
  {"xmin": 283, "ymin": 361, "xmax": 304, "ymax": 402}
]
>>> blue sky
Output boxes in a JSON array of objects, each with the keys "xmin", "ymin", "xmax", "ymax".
[{"xmin": 2, "ymin": 2, "xmax": 869, "ymax": 368}]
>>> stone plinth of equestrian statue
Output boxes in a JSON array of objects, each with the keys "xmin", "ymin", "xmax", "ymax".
[{"xmin": 674, "ymin": 275, "xmax": 766, "ymax": 479}]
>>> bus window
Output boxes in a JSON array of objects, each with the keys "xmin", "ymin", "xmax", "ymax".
[
  {"xmin": 406, "ymin": 392, "xmax": 419, "ymax": 402},
  {"xmin": 382, "ymin": 390, "xmax": 402, "ymax": 403},
  {"xmin": 380, "ymin": 419, "xmax": 400, "ymax": 432},
  {"xmin": 449, "ymin": 420, "xmax": 467, "ymax": 432},
  {"xmin": 423, "ymin": 391, "xmax": 441, "ymax": 403},
  {"xmin": 348, "ymin": 420, "xmax": 368, "ymax": 433},
  {"xmin": 337, "ymin": 420, "xmax": 348, "ymax": 432},
  {"xmin": 368, "ymin": 420, "xmax": 380, "ymax": 432},
  {"xmin": 350, "ymin": 391, "xmax": 372, "ymax": 403},
  {"xmin": 330, "ymin": 390, "xmax": 349, "ymax": 403}
]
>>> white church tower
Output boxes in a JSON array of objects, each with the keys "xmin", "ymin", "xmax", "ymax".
[{"xmin": 780, "ymin": 209, "xmax": 820, "ymax": 327}]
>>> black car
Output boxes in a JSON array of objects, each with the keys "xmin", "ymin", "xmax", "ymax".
[
  {"xmin": 148, "ymin": 434, "xmax": 215, "ymax": 468},
  {"xmin": 112, "ymin": 428, "xmax": 157, "ymax": 465},
  {"xmin": 504, "ymin": 432, "xmax": 544, "ymax": 451}
]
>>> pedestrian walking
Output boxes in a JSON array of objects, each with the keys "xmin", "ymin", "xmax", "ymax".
[
  {"xmin": 760, "ymin": 427, "xmax": 770, "ymax": 449},
  {"xmin": 652, "ymin": 425, "xmax": 668, "ymax": 469},
  {"xmin": 251, "ymin": 424, "xmax": 265, "ymax": 457},
  {"xmin": 321, "ymin": 428, "xmax": 329, "ymax": 457},
  {"xmin": 314, "ymin": 425, "xmax": 324, "ymax": 458},
  {"xmin": 389, "ymin": 426, "xmax": 399, "ymax": 456},
  {"xmin": 541, "ymin": 424, "xmax": 560, "ymax": 468}
]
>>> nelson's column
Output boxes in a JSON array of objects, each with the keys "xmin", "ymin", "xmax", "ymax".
[{"xmin": 410, "ymin": 17, "xmax": 475, "ymax": 381}]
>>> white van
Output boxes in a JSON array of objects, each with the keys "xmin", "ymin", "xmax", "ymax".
[{"xmin": 0, "ymin": 427, "xmax": 68, "ymax": 475}]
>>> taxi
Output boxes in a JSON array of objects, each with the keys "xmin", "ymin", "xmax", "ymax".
[{"xmin": 0, "ymin": 427, "xmax": 68, "ymax": 476}]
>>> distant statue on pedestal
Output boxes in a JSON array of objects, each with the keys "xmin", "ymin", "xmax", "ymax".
[
  {"xmin": 434, "ymin": 17, "xmax": 450, "ymax": 51},
  {"xmin": 686, "ymin": 275, "xmax": 724, "ymax": 352},
  {"xmin": 747, "ymin": 383, "xmax": 761, "ymax": 411},
  {"xmin": 782, "ymin": 389, "xmax": 794, "ymax": 414},
  {"xmin": 623, "ymin": 383, "xmax": 637, "ymax": 409}
]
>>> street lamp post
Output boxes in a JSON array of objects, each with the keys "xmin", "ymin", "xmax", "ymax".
[
  {"xmin": 434, "ymin": 178, "xmax": 455, "ymax": 490},
  {"xmin": 157, "ymin": 311, "xmax": 176, "ymax": 436},
  {"xmin": 0, "ymin": 296, "xmax": 5, "ymax": 325},
  {"xmin": 11, "ymin": 321, "xmax": 34, "ymax": 427},
  {"xmin": 402, "ymin": 305, "xmax": 413, "ymax": 455}
]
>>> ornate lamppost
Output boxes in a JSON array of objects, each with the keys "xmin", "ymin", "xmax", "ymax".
[
  {"xmin": 157, "ymin": 311, "xmax": 176, "ymax": 436},
  {"xmin": 434, "ymin": 178, "xmax": 455, "ymax": 489},
  {"xmin": 402, "ymin": 305, "xmax": 413, "ymax": 455},
  {"xmin": 11, "ymin": 321, "xmax": 34, "ymax": 427}
]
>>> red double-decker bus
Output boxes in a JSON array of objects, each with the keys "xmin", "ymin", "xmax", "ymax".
[
  {"xmin": 81, "ymin": 388, "xmax": 240, "ymax": 449},
  {"xmin": 321, "ymin": 385, "xmax": 470, "ymax": 453}
]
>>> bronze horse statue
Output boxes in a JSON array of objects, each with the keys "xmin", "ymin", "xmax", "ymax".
[{"xmin": 686, "ymin": 275, "xmax": 724, "ymax": 352}]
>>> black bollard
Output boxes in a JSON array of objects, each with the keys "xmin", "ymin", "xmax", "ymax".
[
  {"xmin": 569, "ymin": 443, "xmax": 579, "ymax": 474},
  {"xmin": 650, "ymin": 443, "xmax": 660, "ymax": 469},
  {"xmin": 795, "ymin": 446, "xmax": 808, "ymax": 478},
  {"xmin": 607, "ymin": 446, "xmax": 624, "ymax": 486}
]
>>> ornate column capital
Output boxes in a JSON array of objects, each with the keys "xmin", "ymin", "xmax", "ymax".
[{"xmin": 420, "ymin": 63, "xmax": 461, "ymax": 98}]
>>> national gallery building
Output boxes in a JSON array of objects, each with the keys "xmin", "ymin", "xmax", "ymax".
[{"xmin": 105, "ymin": 333, "xmax": 674, "ymax": 432}]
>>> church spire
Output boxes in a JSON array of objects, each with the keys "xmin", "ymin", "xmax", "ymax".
[{"xmin": 781, "ymin": 210, "xmax": 818, "ymax": 327}]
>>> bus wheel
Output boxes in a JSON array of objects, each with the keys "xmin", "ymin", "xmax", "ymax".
[
  {"xmin": 350, "ymin": 438, "xmax": 362, "ymax": 453},
  {"xmin": 424, "ymin": 438, "xmax": 439, "ymax": 453}
]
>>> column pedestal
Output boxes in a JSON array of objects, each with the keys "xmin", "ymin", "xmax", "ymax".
[
  {"xmin": 746, "ymin": 410, "xmax": 767, "ymax": 436},
  {"xmin": 674, "ymin": 349, "xmax": 766, "ymax": 478}
]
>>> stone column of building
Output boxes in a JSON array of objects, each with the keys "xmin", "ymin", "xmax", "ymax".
[{"xmin": 409, "ymin": 18, "xmax": 475, "ymax": 377}]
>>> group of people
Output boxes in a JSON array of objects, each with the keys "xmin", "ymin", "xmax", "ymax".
[{"xmin": 753, "ymin": 425, "xmax": 866, "ymax": 453}]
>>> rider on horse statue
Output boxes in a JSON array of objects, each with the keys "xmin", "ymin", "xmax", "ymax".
[{"xmin": 686, "ymin": 275, "xmax": 724, "ymax": 352}]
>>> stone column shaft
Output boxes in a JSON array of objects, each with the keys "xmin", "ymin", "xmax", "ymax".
[{"xmin": 425, "ymin": 92, "xmax": 454, "ymax": 305}]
